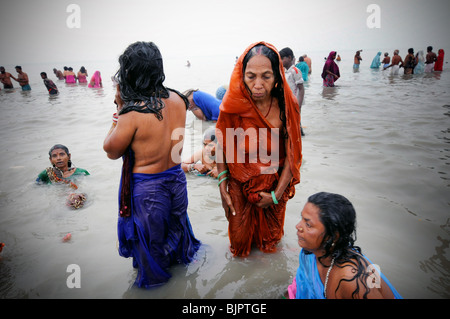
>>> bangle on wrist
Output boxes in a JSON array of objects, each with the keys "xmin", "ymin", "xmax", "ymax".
[
  {"xmin": 218, "ymin": 176, "xmax": 228, "ymax": 187},
  {"xmin": 271, "ymin": 191, "xmax": 278, "ymax": 205},
  {"xmin": 217, "ymin": 170, "xmax": 228, "ymax": 179}
]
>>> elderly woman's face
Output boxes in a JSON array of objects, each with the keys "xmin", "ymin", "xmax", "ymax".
[
  {"xmin": 244, "ymin": 55, "xmax": 275, "ymax": 102},
  {"xmin": 296, "ymin": 202, "xmax": 326, "ymax": 252},
  {"xmin": 50, "ymin": 148, "xmax": 70, "ymax": 170}
]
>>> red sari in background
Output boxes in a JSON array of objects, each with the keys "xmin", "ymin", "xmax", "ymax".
[
  {"xmin": 435, "ymin": 49, "xmax": 445, "ymax": 71},
  {"xmin": 216, "ymin": 41, "xmax": 302, "ymax": 257}
]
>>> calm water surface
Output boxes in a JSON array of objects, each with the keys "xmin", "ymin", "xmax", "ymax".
[{"xmin": 0, "ymin": 49, "xmax": 449, "ymax": 298}]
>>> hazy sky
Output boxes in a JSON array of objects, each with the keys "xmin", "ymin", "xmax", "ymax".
[{"xmin": 1, "ymin": 0, "xmax": 449, "ymax": 65}]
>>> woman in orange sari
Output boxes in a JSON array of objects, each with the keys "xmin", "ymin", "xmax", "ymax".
[{"xmin": 216, "ymin": 42, "xmax": 302, "ymax": 257}]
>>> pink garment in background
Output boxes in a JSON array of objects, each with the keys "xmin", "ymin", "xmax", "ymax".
[
  {"xmin": 78, "ymin": 74, "xmax": 87, "ymax": 83},
  {"xmin": 65, "ymin": 74, "xmax": 76, "ymax": 84},
  {"xmin": 88, "ymin": 71, "xmax": 102, "ymax": 88}
]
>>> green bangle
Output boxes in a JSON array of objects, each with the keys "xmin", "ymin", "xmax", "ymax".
[
  {"xmin": 218, "ymin": 176, "xmax": 228, "ymax": 187},
  {"xmin": 217, "ymin": 170, "xmax": 228, "ymax": 179},
  {"xmin": 271, "ymin": 191, "xmax": 278, "ymax": 204}
]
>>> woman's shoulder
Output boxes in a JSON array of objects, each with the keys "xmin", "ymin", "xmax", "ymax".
[
  {"xmin": 36, "ymin": 169, "xmax": 50, "ymax": 183},
  {"xmin": 331, "ymin": 253, "xmax": 395, "ymax": 299}
]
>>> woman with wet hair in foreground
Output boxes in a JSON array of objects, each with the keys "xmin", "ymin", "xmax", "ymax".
[{"xmin": 287, "ymin": 192, "xmax": 402, "ymax": 299}]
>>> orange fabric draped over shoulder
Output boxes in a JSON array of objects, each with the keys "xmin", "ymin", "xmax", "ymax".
[{"xmin": 216, "ymin": 41, "xmax": 302, "ymax": 257}]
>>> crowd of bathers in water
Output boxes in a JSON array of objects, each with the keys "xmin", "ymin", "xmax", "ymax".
[
  {"xmin": 2, "ymin": 40, "xmax": 428, "ymax": 298},
  {"xmin": 0, "ymin": 65, "xmax": 103, "ymax": 94}
]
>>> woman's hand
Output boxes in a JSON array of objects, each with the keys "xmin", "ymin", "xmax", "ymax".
[
  {"xmin": 255, "ymin": 191, "xmax": 276, "ymax": 208},
  {"xmin": 206, "ymin": 166, "xmax": 218, "ymax": 179},
  {"xmin": 194, "ymin": 163, "xmax": 209, "ymax": 174}
]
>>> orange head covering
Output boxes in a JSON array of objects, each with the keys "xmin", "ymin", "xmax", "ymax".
[{"xmin": 216, "ymin": 41, "xmax": 302, "ymax": 187}]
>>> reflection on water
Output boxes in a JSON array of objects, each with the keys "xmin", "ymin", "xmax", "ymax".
[
  {"xmin": 419, "ymin": 219, "xmax": 450, "ymax": 298},
  {"xmin": 0, "ymin": 51, "xmax": 449, "ymax": 298},
  {"xmin": 321, "ymin": 86, "xmax": 339, "ymax": 100}
]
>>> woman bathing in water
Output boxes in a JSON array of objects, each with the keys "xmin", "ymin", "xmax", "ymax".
[{"xmin": 36, "ymin": 144, "xmax": 90, "ymax": 209}]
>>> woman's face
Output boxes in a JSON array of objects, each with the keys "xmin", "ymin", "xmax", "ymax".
[
  {"xmin": 244, "ymin": 55, "xmax": 275, "ymax": 102},
  {"xmin": 296, "ymin": 202, "xmax": 326, "ymax": 253},
  {"xmin": 50, "ymin": 148, "xmax": 70, "ymax": 170}
]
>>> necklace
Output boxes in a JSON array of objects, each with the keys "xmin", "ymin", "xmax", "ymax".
[
  {"xmin": 323, "ymin": 257, "xmax": 335, "ymax": 299},
  {"xmin": 264, "ymin": 98, "xmax": 273, "ymax": 117}
]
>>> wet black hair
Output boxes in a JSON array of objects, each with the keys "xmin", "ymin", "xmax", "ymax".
[
  {"xmin": 307, "ymin": 192, "xmax": 358, "ymax": 258},
  {"xmin": 306, "ymin": 192, "xmax": 372, "ymax": 298},
  {"xmin": 114, "ymin": 41, "xmax": 170, "ymax": 120},
  {"xmin": 242, "ymin": 44, "xmax": 287, "ymax": 138}
]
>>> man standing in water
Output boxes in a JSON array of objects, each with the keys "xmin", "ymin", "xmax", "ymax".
[
  {"xmin": 403, "ymin": 48, "xmax": 417, "ymax": 75},
  {"xmin": 425, "ymin": 46, "xmax": 437, "ymax": 73},
  {"xmin": 40, "ymin": 72, "xmax": 59, "ymax": 95},
  {"xmin": 103, "ymin": 41, "xmax": 201, "ymax": 288},
  {"xmin": 353, "ymin": 50, "xmax": 362, "ymax": 70},
  {"xmin": 11, "ymin": 66, "xmax": 31, "ymax": 90},
  {"xmin": 0, "ymin": 66, "xmax": 14, "ymax": 89},
  {"xmin": 384, "ymin": 50, "xmax": 403, "ymax": 75},
  {"xmin": 279, "ymin": 47, "xmax": 305, "ymax": 135}
]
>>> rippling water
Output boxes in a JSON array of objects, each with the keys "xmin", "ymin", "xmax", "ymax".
[{"xmin": 0, "ymin": 48, "xmax": 449, "ymax": 298}]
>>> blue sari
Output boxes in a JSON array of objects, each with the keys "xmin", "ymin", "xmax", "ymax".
[
  {"xmin": 117, "ymin": 164, "xmax": 201, "ymax": 288},
  {"xmin": 294, "ymin": 249, "xmax": 402, "ymax": 299}
]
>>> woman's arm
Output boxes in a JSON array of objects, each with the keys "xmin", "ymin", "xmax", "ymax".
[
  {"xmin": 217, "ymin": 150, "xmax": 236, "ymax": 219},
  {"xmin": 103, "ymin": 86, "xmax": 136, "ymax": 159},
  {"xmin": 181, "ymin": 149, "xmax": 207, "ymax": 173}
]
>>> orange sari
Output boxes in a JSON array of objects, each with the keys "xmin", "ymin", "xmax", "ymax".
[{"xmin": 216, "ymin": 41, "xmax": 302, "ymax": 257}]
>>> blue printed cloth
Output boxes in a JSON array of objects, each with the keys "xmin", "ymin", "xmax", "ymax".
[{"xmin": 294, "ymin": 249, "xmax": 402, "ymax": 299}]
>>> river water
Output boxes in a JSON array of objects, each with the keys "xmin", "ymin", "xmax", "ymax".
[{"xmin": 0, "ymin": 48, "xmax": 449, "ymax": 299}]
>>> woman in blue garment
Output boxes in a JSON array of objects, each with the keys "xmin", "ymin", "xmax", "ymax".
[
  {"xmin": 286, "ymin": 192, "xmax": 402, "ymax": 299},
  {"xmin": 104, "ymin": 42, "xmax": 201, "ymax": 288},
  {"xmin": 295, "ymin": 56, "xmax": 309, "ymax": 81},
  {"xmin": 184, "ymin": 89, "xmax": 221, "ymax": 121},
  {"xmin": 414, "ymin": 50, "xmax": 425, "ymax": 74},
  {"xmin": 370, "ymin": 52, "xmax": 382, "ymax": 69}
]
